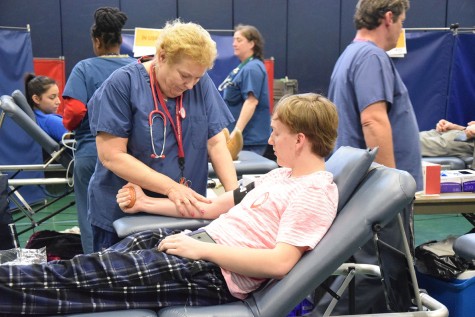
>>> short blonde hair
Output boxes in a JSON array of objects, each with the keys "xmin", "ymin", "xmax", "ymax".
[
  {"xmin": 273, "ymin": 93, "xmax": 338, "ymax": 157},
  {"xmin": 156, "ymin": 19, "xmax": 217, "ymax": 69}
]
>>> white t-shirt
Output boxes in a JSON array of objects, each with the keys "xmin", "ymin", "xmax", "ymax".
[{"xmin": 205, "ymin": 167, "xmax": 338, "ymax": 299}]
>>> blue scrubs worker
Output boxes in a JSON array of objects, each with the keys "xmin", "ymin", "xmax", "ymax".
[{"xmin": 88, "ymin": 56, "xmax": 237, "ymax": 251}]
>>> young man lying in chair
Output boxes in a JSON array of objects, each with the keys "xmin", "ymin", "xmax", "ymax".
[{"xmin": 0, "ymin": 93, "xmax": 338, "ymax": 315}]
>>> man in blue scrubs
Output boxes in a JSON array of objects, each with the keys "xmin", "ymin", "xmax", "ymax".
[{"xmin": 317, "ymin": 0, "xmax": 421, "ymax": 314}]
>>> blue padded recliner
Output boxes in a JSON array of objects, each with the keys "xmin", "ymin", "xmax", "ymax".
[
  {"xmin": 422, "ymin": 131, "xmax": 474, "ymax": 170},
  {"xmin": 0, "ymin": 93, "xmax": 74, "ymax": 173},
  {"xmin": 453, "ymin": 233, "xmax": 475, "ymax": 262},
  {"xmin": 53, "ymin": 146, "xmax": 449, "ymax": 317}
]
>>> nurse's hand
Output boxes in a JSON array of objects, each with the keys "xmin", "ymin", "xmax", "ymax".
[{"xmin": 166, "ymin": 184, "xmax": 211, "ymax": 217}]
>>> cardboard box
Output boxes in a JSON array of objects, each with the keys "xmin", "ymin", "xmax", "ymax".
[
  {"xmin": 440, "ymin": 170, "xmax": 462, "ymax": 193},
  {"xmin": 422, "ymin": 162, "xmax": 441, "ymax": 194}
]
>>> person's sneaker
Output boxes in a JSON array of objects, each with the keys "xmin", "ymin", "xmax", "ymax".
[{"xmin": 223, "ymin": 128, "xmax": 243, "ymax": 160}]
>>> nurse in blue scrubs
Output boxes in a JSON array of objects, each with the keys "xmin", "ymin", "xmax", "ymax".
[
  {"xmin": 88, "ymin": 19, "xmax": 238, "ymax": 251},
  {"xmin": 221, "ymin": 24, "xmax": 271, "ymax": 156}
]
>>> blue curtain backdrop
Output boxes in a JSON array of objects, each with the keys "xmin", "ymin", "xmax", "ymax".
[
  {"xmin": 393, "ymin": 31, "xmax": 454, "ymax": 131},
  {"xmin": 0, "ymin": 29, "xmax": 34, "ymax": 96},
  {"xmin": 121, "ymin": 33, "xmax": 239, "ymax": 90},
  {"xmin": 0, "ymin": 28, "xmax": 45, "ymax": 210},
  {"xmin": 447, "ymin": 33, "xmax": 475, "ymax": 125},
  {"xmin": 394, "ymin": 31, "xmax": 475, "ymax": 131}
]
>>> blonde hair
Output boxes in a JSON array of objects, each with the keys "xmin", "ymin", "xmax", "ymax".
[
  {"xmin": 156, "ymin": 19, "xmax": 217, "ymax": 69},
  {"xmin": 273, "ymin": 93, "xmax": 338, "ymax": 157}
]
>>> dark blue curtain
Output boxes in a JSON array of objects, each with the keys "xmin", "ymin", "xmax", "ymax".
[
  {"xmin": 207, "ymin": 34, "xmax": 239, "ymax": 90},
  {"xmin": 394, "ymin": 31, "xmax": 475, "ymax": 131},
  {"xmin": 0, "ymin": 28, "xmax": 45, "ymax": 210},
  {"xmin": 447, "ymin": 34, "xmax": 475, "ymax": 125},
  {"xmin": 0, "ymin": 29, "xmax": 34, "ymax": 96},
  {"xmin": 393, "ymin": 32, "xmax": 454, "ymax": 131},
  {"xmin": 120, "ymin": 33, "xmax": 239, "ymax": 91}
]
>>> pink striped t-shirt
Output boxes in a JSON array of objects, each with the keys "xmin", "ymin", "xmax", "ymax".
[{"xmin": 204, "ymin": 168, "xmax": 338, "ymax": 299}]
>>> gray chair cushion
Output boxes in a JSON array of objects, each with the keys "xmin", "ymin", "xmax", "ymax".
[
  {"xmin": 54, "ymin": 309, "xmax": 157, "ymax": 317},
  {"xmin": 0, "ymin": 94, "xmax": 74, "ymax": 172},
  {"xmin": 453, "ymin": 233, "xmax": 475, "ymax": 261},
  {"xmin": 1, "ymin": 95, "xmax": 59, "ymax": 154},
  {"xmin": 12, "ymin": 89, "xmax": 36, "ymax": 121},
  {"xmin": 208, "ymin": 150, "xmax": 278, "ymax": 178},
  {"xmin": 422, "ymin": 156, "xmax": 466, "ymax": 170},
  {"xmin": 326, "ymin": 146, "xmax": 378, "ymax": 211}
]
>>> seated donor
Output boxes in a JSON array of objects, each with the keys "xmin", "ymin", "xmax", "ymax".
[
  {"xmin": 24, "ymin": 73, "xmax": 69, "ymax": 142},
  {"xmin": 420, "ymin": 119, "xmax": 475, "ymax": 157},
  {"xmin": 0, "ymin": 93, "xmax": 338, "ymax": 315}
]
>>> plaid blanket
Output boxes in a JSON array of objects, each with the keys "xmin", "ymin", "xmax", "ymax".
[{"xmin": 0, "ymin": 229, "xmax": 234, "ymax": 315}]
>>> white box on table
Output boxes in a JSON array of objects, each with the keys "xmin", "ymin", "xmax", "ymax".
[
  {"xmin": 440, "ymin": 170, "xmax": 462, "ymax": 193},
  {"xmin": 457, "ymin": 169, "xmax": 475, "ymax": 192}
]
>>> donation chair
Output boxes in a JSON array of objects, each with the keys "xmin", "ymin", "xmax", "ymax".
[
  {"xmin": 422, "ymin": 131, "xmax": 475, "ymax": 170},
  {"xmin": 208, "ymin": 150, "xmax": 279, "ymax": 178},
  {"xmin": 453, "ymin": 233, "xmax": 475, "ymax": 265},
  {"xmin": 0, "ymin": 93, "xmax": 75, "ymax": 245},
  {"xmin": 60, "ymin": 146, "xmax": 447, "ymax": 317}
]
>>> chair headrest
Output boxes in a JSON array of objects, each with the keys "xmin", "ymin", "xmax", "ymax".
[
  {"xmin": 12, "ymin": 89, "xmax": 36, "ymax": 121},
  {"xmin": 326, "ymin": 146, "xmax": 378, "ymax": 211},
  {"xmin": 0, "ymin": 94, "xmax": 60, "ymax": 154}
]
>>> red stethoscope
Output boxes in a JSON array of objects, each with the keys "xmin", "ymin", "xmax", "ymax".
[{"xmin": 148, "ymin": 62, "xmax": 188, "ymax": 184}]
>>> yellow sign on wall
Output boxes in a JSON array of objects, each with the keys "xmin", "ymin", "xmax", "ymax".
[
  {"xmin": 387, "ymin": 29, "xmax": 407, "ymax": 58},
  {"xmin": 133, "ymin": 27, "xmax": 161, "ymax": 57}
]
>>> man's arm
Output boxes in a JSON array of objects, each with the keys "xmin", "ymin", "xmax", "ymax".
[
  {"xmin": 208, "ymin": 130, "xmax": 239, "ymax": 191},
  {"xmin": 159, "ymin": 238, "xmax": 306, "ymax": 279},
  {"xmin": 117, "ymin": 184, "xmax": 235, "ymax": 219},
  {"xmin": 361, "ymin": 101, "xmax": 396, "ymax": 168},
  {"xmin": 436, "ymin": 119, "xmax": 466, "ymax": 132}
]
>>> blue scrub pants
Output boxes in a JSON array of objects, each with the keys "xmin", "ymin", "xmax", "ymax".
[{"xmin": 73, "ymin": 155, "xmax": 96, "ymax": 254}]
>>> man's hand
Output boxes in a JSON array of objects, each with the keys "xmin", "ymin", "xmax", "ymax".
[
  {"xmin": 466, "ymin": 124, "xmax": 475, "ymax": 139},
  {"xmin": 157, "ymin": 233, "xmax": 208, "ymax": 260},
  {"xmin": 436, "ymin": 119, "xmax": 454, "ymax": 132}
]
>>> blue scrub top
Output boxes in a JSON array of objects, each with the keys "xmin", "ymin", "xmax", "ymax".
[
  {"xmin": 329, "ymin": 40, "xmax": 423, "ymax": 190},
  {"xmin": 34, "ymin": 109, "xmax": 68, "ymax": 143},
  {"xmin": 88, "ymin": 62, "xmax": 234, "ymax": 232},
  {"xmin": 63, "ymin": 55, "xmax": 136, "ymax": 158},
  {"xmin": 223, "ymin": 58, "xmax": 271, "ymax": 146}
]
